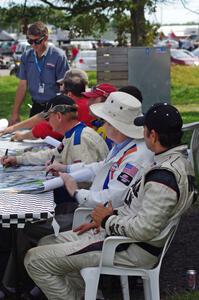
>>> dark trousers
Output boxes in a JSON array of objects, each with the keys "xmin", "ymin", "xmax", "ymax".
[{"xmin": 0, "ymin": 228, "xmax": 11, "ymax": 282}]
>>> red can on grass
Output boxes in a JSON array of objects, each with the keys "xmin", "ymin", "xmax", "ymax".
[{"xmin": 186, "ymin": 270, "xmax": 197, "ymax": 290}]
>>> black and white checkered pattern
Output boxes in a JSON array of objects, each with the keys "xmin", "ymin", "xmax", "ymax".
[{"xmin": 0, "ymin": 191, "xmax": 54, "ymax": 228}]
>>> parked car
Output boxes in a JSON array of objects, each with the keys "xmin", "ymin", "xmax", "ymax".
[
  {"xmin": 13, "ymin": 41, "xmax": 31, "ymax": 61},
  {"xmin": 155, "ymin": 39, "xmax": 179, "ymax": 49},
  {"xmin": 71, "ymin": 50, "xmax": 96, "ymax": 71},
  {"xmin": 192, "ymin": 48, "xmax": 199, "ymax": 58},
  {"xmin": 0, "ymin": 41, "xmax": 16, "ymax": 55},
  {"xmin": 170, "ymin": 49, "xmax": 199, "ymax": 66}
]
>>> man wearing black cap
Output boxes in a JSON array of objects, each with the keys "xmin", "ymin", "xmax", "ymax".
[
  {"xmin": 24, "ymin": 103, "xmax": 197, "ymax": 300},
  {"xmin": 1, "ymin": 94, "xmax": 108, "ymax": 168}
]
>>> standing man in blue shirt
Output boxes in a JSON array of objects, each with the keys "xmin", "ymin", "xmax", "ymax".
[{"xmin": 10, "ymin": 21, "xmax": 69, "ymax": 125}]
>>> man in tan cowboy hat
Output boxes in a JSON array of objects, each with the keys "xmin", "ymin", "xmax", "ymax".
[{"xmin": 46, "ymin": 91, "xmax": 154, "ymax": 208}]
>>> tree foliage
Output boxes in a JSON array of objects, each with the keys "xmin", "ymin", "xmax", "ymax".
[
  {"xmin": 38, "ymin": 0, "xmax": 160, "ymax": 45},
  {"xmin": 0, "ymin": 0, "xmax": 161, "ymax": 46}
]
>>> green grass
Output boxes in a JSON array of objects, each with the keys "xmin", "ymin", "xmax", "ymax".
[
  {"xmin": 0, "ymin": 76, "xmax": 31, "ymax": 120},
  {"xmin": 1, "ymin": 66, "xmax": 199, "ymax": 122},
  {"xmin": 169, "ymin": 291, "xmax": 199, "ymax": 300}
]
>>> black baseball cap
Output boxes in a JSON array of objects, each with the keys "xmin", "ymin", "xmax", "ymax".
[
  {"xmin": 44, "ymin": 94, "xmax": 77, "ymax": 117},
  {"xmin": 134, "ymin": 103, "xmax": 183, "ymax": 134}
]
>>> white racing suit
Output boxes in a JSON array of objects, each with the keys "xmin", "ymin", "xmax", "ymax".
[
  {"xmin": 24, "ymin": 145, "xmax": 197, "ymax": 300},
  {"xmin": 16, "ymin": 123, "xmax": 109, "ymax": 165},
  {"xmin": 69, "ymin": 139, "xmax": 154, "ymax": 208}
]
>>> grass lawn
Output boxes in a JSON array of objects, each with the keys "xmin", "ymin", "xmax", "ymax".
[
  {"xmin": 0, "ymin": 66, "xmax": 199, "ymax": 300},
  {"xmin": 0, "ymin": 66, "xmax": 199, "ymax": 122}
]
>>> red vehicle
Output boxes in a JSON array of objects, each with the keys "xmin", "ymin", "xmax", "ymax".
[{"xmin": 170, "ymin": 49, "xmax": 199, "ymax": 66}]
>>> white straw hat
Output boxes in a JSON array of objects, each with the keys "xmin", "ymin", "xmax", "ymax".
[{"xmin": 90, "ymin": 91, "xmax": 143, "ymax": 139}]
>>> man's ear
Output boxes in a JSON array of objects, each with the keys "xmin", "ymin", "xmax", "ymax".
[
  {"xmin": 150, "ymin": 129, "xmax": 158, "ymax": 143},
  {"xmin": 56, "ymin": 112, "xmax": 63, "ymax": 121},
  {"xmin": 67, "ymin": 91, "xmax": 73, "ymax": 98}
]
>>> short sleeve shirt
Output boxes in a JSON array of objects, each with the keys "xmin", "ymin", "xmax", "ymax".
[{"xmin": 18, "ymin": 45, "xmax": 69, "ymax": 102}]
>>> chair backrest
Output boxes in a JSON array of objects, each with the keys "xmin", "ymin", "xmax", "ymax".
[
  {"xmin": 190, "ymin": 126, "xmax": 199, "ymax": 180},
  {"xmin": 153, "ymin": 218, "xmax": 180, "ymax": 270}
]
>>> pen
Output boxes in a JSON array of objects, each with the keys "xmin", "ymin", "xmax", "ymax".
[
  {"xmin": 45, "ymin": 155, "xmax": 55, "ymax": 177},
  {"xmin": 3, "ymin": 149, "xmax": 8, "ymax": 168}
]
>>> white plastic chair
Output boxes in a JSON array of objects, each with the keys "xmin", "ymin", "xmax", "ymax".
[
  {"xmin": 189, "ymin": 126, "xmax": 199, "ymax": 179},
  {"xmin": 72, "ymin": 209, "xmax": 180, "ymax": 300},
  {"xmin": 182, "ymin": 121, "xmax": 199, "ymax": 170}
]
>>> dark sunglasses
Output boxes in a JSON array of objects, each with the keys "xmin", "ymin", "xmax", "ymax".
[{"xmin": 27, "ymin": 36, "xmax": 45, "ymax": 45}]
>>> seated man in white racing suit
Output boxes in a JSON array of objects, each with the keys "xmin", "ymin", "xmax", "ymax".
[{"xmin": 24, "ymin": 103, "xmax": 198, "ymax": 300}]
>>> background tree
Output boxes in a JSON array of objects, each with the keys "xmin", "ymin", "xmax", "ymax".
[
  {"xmin": 1, "ymin": 0, "xmax": 162, "ymax": 45},
  {"xmin": 38, "ymin": 0, "xmax": 160, "ymax": 46}
]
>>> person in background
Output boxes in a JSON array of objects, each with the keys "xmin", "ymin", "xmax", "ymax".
[
  {"xmin": 1, "ymin": 69, "xmax": 90, "ymax": 142},
  {"xmin": 9, "ymin": 21, "xmax": 69, "ymax": 125},
  {"xmin": 24, "ymin": 103, "xmax": 197, "ymax": 300},
  {"xmin": 71, "ymin": 45, "xmax": 79, "ymax": 62},
  {"xmin": 82, "ymin": 83, "xmax": 117, "ymax": 149},
  {"xmin": 119, "ymin": 85, "xmax": 143, "ymax": 103}
]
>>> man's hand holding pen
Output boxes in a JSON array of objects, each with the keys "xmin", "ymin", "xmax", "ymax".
[
  {"xmin": 0, "ymin": 149, "xmax": 17, "ymax": 168},
  {"xmin": 45, "ymin": 155, "xmax": 55, "ymax": 177},
  {"xmin": 45, "ymin": 161, "xmax": 67, "ymax": 176}
]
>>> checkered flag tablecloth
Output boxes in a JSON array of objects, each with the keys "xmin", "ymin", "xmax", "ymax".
[{"xmin": 0, "ymin": 191, "xmax": 54, "ymax": 228}]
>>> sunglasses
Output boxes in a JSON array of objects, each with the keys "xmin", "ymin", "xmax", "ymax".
[
  {"xmin": 48, "ymin": 104, "xmax": 78, "ymax": 115},
  {"xmin": 92, "ymin": 86, "xmax": 109, "ymax": 97},
  {"xmin": 27, "ymin": 36, "xmax": 45, "ymax": 45}
]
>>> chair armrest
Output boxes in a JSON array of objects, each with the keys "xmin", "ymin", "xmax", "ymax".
[
  {"xmin": 100, "ymin": 218, "xmax": 180, "ymax": 268},
  {"xmin": 182, "ymin": 121, "xmax": 199, "ymax": 131},
  {"xmin": 100, "ymin": 236, "xmax": 136, "ymax": 267},
  {"xmin": 72, "ymin": 207, "xmax": 93, "ymax": 229}
]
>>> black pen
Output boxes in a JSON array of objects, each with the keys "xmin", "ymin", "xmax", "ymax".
[
  {"xmin": 45, "ymin": 155, "xmax": 55, "ymax": 177},
  {"xmin": 3, "ymin": 149, "xmax": 8, "ymax": 168}
]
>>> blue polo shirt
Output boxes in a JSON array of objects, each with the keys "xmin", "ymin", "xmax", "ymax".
[{"xmin": 18, "ymin": 45, "xmax": 69, "ymax": 103}]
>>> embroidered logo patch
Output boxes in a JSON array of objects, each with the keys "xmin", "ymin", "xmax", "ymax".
[
  {"xmin": 117, "ymin": 173, "xmax": 132, "ymax": 186},
  {"xmin": 46, "ymin": 63, "xmax": 55, "ymax": 67}
]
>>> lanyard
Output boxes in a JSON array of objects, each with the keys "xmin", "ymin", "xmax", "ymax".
[{"xmin": 33, "ymin": 52, "xmax": 46, "ymax": 78}]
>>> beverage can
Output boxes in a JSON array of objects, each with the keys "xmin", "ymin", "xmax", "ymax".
[{"xmin": 186, "ymin": 269, "xmax": 197, "ymax": 290}]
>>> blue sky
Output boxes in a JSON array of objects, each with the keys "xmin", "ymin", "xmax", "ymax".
[{"xmin": 1, "ymin": 0, "xmax": 199, "ymax": 25}]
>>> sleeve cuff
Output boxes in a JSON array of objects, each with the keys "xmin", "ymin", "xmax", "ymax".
[{"xmin": 101, "ymin": 215, "xmax": 111, "ymax": 229}]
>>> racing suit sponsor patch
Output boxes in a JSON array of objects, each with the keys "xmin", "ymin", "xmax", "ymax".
[{"xmin": 117, "ymin": 172, "xmax": 132, "ymax": 186}]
